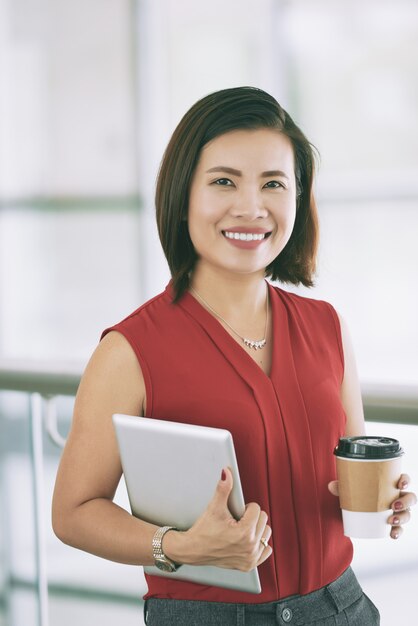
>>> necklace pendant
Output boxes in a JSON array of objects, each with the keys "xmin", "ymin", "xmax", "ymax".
[{"xmin": 243, "ymin": 338, "xmax": 266, "ymax": 350}]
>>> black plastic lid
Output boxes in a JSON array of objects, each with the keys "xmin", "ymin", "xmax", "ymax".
[{"xmin": 334, "ymin": 436, "xmax": 404, "ymax": 460}]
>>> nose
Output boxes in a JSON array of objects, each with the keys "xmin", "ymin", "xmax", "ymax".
[{"xmin": 229, "ymin": 187, "xmax": 268, "ymax": 220}]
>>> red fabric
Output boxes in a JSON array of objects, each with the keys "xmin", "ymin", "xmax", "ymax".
[{"xmin": 101, "ymin": 280, "xmax": 353, "ymax": 603}]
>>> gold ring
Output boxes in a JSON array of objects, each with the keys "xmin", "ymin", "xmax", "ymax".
[{"xmin": 260, "ymin": 537, "xmax": 269, "ymax": 548}]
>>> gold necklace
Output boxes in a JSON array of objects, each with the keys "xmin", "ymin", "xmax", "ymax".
[{"xmin": 190, "ymin": 286, "xmax": 269, "ymax": 350}]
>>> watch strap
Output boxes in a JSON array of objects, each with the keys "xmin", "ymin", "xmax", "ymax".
[{"xmin": 152, "ymin": 526, "xmax": 179, "ymax": 570}]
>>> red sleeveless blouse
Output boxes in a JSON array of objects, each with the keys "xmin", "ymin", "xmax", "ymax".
[{"xmin": 101, "ymin": 280, "xmax": 353, "ymax": 603}]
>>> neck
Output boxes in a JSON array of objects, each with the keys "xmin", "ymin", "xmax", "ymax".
[{"xmin": 189, "ymin": 263, "xmax": 268, "ymax": 318}]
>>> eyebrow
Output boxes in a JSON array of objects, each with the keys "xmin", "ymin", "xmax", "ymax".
[{"xmin": 205, "ymin": 166, "xmax": 290, "ymax": 180}]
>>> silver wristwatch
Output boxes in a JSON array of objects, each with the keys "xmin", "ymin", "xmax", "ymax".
[{"xmin": 152, "ymin": 526, "xmax": 181, "ymax": 572}]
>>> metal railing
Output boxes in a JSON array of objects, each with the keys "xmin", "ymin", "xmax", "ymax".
[
  {"xmin": 0, "ymin": 361, "xmax": 83, "ymax": 626},
  {"xmin": 0, "ymin": 361, "xmax": 417, "ymax": 626},
  {"xmin": 1, "ymin": 362, "xmax": 417, "ymax": 425}
]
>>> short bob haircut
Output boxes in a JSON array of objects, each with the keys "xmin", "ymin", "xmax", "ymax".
[{"xmin": 155, "ymin": 86, "xmax": 319, "ymax": 302}]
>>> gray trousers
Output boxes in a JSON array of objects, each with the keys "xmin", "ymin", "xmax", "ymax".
[{"xmin": 143, "ymin": 566, "xmax": 380, "ymax": 625}]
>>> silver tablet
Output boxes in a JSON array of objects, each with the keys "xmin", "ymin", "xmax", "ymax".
[{"xmin": 112, "ymin": 413, "xmax": 261, "ymax": 594}]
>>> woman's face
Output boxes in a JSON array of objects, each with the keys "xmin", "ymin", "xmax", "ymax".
[{"xmin": 187, "ymin": 128, "xmax": 297, "ymax": 278}]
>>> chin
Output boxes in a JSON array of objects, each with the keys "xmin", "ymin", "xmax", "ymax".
[{"xmin": 217, "ymin": 262, "xmax": 268, "ymax": 276}]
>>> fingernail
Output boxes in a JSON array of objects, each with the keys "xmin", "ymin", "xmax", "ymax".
[
  {"xmin": 221, "ymin": 469, "xmax": 226, "ymax": 481},
  {"xmin": 393, "ymin": 501, "xmax": 403, "ymax": 511},
  {"xmin": 401, "ymin": 481, "xmax": 409, "ymax": 489},
  {"xmin": 393, "ymin": 517, "xmax": 400, "ymax": 525},
  {"xmin": 392, "ymin": 531, "xmax": 399, "ymax": 539}
]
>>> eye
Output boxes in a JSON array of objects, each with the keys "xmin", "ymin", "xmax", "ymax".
[
  {"xmin": 213, "ymin": 178, "xmax": 234, "ymax": 186},
  {"xmin": 264, "ymin": 180, "xmax": 286, "ymax": 189}
]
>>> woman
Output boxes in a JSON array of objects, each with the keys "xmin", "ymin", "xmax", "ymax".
[{"xmin": 52, "ymin": 87, "xmax": 416, "ymax": 625}]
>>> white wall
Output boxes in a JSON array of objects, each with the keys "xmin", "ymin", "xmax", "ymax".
[{"xmin": 0, "ymin": 0, "xmax": 136, "ymax": 197}]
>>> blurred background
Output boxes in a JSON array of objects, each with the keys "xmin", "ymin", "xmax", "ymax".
[{"xmin": 0, "ymin": 0, "xmax": 417, "ymax": 624}]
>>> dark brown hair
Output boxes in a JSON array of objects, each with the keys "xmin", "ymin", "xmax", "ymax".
[{"xmin": 155, "ymin": 86, "xmax": 319, "ymax": 302}]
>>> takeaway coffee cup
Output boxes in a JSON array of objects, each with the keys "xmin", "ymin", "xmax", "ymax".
[{"xmin": 334, "ymin": 436, "xmax": 404, "ymax": 538}]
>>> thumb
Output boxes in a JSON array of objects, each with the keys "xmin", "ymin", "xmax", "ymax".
[
  {"xmin": 209, "ymin": 466, "xmax": 234, "ymax": 512},
  {"xmin": 328, "ymin": 480, "xmax": 339, "ymax": 497}
]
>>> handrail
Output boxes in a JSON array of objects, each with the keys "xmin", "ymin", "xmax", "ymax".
[
  {"xmin": 362, "ymin": 383, "xmax": 418, "ymax": 408},
  {"xmin": 0, "ymin": 361, "xmax": 84, "ymax": 449},
  {"xmin": 1, "ymin": 361, "xmax": 417, "ymax": 425},
  {"xmin": 44, "ymin": 396, "xmax": 67, "ymax": 448},
  {"xmin": 0, "ymin": 360, "xmax": 83, "ymax": 396},
  {"xmin": 29, "ymin": 393, "xmax": 50, "ymax": 626}
]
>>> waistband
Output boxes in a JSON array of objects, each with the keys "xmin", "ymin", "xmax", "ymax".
[
  {"xmin": 145, "ymin": 566, "xmax": 364, "ymax": 624},
  {"xmin": 266, "ymin": 566, "xmax": 363, "ymax": 623}
]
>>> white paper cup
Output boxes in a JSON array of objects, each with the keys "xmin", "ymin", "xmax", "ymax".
[
  {"xmin": 334, "ymin": 437, "xmax": 404, "ymax": 539},
  {"xmin": 341, "ymin": 509, "xmax": 393, "ymax": 538}
]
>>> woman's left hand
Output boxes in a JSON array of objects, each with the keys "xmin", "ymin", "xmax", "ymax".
[
  {"xmin": 387, "ymin": 474, "xmax": 417, "ymax": 539},
  {"xmin": 328, "ymin": 473, "xmax": 417, "ymax": 540}
]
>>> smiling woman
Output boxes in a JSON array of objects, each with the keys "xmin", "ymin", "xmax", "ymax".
[
  {"xmin": 187, "ymin": 128, "xmax": 297, "ymax": 278},
  {"xmin": 52, "ymin": 86, "xmax": 416, "ymax": 626},
  {"xmin": 155, "ymin": 86, "xmax": 319, "ymax": 303}
]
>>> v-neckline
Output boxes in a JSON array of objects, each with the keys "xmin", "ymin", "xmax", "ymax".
[{"xmin": 174, "ymin": 279, "xmax": 281, "ymax": 383}]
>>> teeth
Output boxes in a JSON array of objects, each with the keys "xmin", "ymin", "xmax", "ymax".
[{"xmin": 224, "ymin": 232, "xmax": 266, "ymax": 241}]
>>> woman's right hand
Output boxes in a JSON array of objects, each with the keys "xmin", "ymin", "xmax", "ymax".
[{"xmin": 166, "ymin": 467, "xmax": 272, "ymax": 571}]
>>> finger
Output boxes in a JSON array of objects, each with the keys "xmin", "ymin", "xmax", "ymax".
[
  {"xmin": 256, "ymin": 542, "xmax": 273, "ymax": 567},
  {"xmin": 262, "ymin": 525, "xmax": 272, "ymax": 545},
  {"xmin": 256, "ymin": 520, "xmax": 271, "ymax": 546},
  {"xmin": 327, "ymin": 480, "xmax": 339, "ymax": 497},
  {"xmin": 264, "ymin": 525, "xmax": 272, "ymax": 541},
  {"xmin": 391, "ymin": 492, "xmax": 418, "ymax": 512},
  {"xmin": 208, "ymin": 467, "xmax": 234, "ymax": 514},
  {"xmin": 390, "ymin": 525, "xmax": 403, "ymax": 540},
  {"xmin": 254, "ymin": 511, "xmax": 268, "ymax": 539},
  {"xmin": 240, "ymin": 502, "xmax": 261, "ymax": 526},
  {"xmin": 387, "ymin": 509, "xmax": 411, "ymax": 526},
  {"xmin": 398, "ymin": 474, "xmax": 410, "ymax": 490},
  {"xmin": 255, "ymin": 524, "xmax": 272, "ymax": 560}
]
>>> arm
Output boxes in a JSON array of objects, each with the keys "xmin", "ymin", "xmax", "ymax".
[
  {"xmin": 328, "ymin": 312, "xmax": 416, "ymax": 538},
  {"xmin": 52, "ymin": 330, "xmax": 161, "ymax": 565},
  {"xmin": 52, "ymin": 330, "xmax": 273, "ymax": 570},
  {"xmin": 337, "ymin": 312, "xmax": 366, "ymax": 438}
]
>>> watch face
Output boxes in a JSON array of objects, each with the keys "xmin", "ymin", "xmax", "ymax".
[{"xmin": 155, "ymin": 558, "xmax": 176, "ymax": 573}]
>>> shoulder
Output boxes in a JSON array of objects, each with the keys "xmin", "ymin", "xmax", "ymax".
[
  {"xmin": 77, "ymin": 328, "xmax": 146, "ymax": 419},
  {"xmin": 83, "ymin": 293, "xmax": 172, "ymax": 414},
  {"xmin": 96, "ymin": 286, "xmax": 175, "ymax": 414},
  {"xmin": 101, "ymin": 288, "xmax": 171, "ymax": 338},
  {"xmin": 98, "ymin": 285, "xmax": 183, "ymax": 347},
  {"xmin": 272, "ymin": 283, "xmax": 340, "ymax": 322},
  {"xmin": 272, "ymin": 283, "xmax": 345, "ymax": 361}
]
